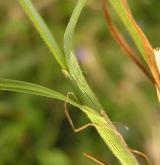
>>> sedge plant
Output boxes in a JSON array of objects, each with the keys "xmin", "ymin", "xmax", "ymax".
[{"xmin": 0, "ymin": 0, "xmax": 159, "ymax": 164}]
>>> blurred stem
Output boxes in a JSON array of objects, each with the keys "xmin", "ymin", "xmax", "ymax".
[{"xmin": 101, "ymin": 0, "xmax": 154, "ymax": 84}]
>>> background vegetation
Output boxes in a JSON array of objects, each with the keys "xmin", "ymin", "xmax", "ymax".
[{"xmin": 0, "ymin": 0, "xmax": 159, "ymax": 164}]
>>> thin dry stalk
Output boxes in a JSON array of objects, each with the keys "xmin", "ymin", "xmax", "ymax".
[
  {"xmin": 101, "ymin": 0, "xmax": 154, "ymax": 84},
  {"xmin": 121, "ymin": 0, "xmax": 160, "ymax": 90}
]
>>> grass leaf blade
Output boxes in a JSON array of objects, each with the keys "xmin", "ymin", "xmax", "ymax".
[
  {"xmin": 0, "ymin": 78, "xmax": 67, "ymax": 103},
  {"xmin": 64, "ymin": 0, "xmax": 102, "ymax": 111},
  {"xmin": 64, "ymin": 1, "xmax": 139, "ymax": 164},
  {"xmin": 64, "ymin": 0, "xmax": 86, "ymax": 55},
  {"xmin": 18, "ymin": 0, "xmax": 66, "ymax": 68},
  {"xmin": 101, "ymin": 0, "xmax": 154, "ymax": 84},
  {"xmin": 107, "ymin": 0, "xmax": 160, "ymax": 94}
]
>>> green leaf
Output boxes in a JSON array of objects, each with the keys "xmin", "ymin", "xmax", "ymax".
[
  {"xmin": 63, "ymin": 1, "xmax": 139, "ymax": 164},
  {"xmin": 18, "ymin": 0, "xmax": 66, "ymax": 69},
  {"xmin": 64, "ymin": 0, "xmax": 87, "ymax": 55},
  {"xmin": 15, "ymin": 1, "xmax": 140, "ymax": 164},
  {"xmin": 0, "ymin": 78, "xmax": 139, "ymax": 164},
  {"xmin": 82, "ymin": 106, "xmax": 139, "ymax": 165},
  {"xmin": 64, "ymin": 0, "xmax": 102, "ymax": 111},
  {"xmin": 107, "ymin": 0, "xmax": 146, "ymax": 59},
  {"xmin": 107, "ymin": 0, "xmax": 160, "ymax": 101},
  {"xmin": 0, "ymin": 78, "xmax": 77, "ymax": 107}
]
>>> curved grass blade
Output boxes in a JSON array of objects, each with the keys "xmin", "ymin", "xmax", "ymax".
[
  {"xmin": 82, "ymin": 106, "xmax": 139, "ymax": 165},
  {"xmin": 64, "ymin": 1, "xmax": 139, "ymax": 164},
  {"xmin": 101, "ymin": 0, "xmax": 154, "ymax": 84},
  {"xmin": 64, "ymin": 0, "xmax": 102, "ymax": 111},
  {"xmin": 0, "ymin": 78, "xmax": 77, "ymax": 107},
  {"xmin": 107, "ymin": 0, "xmax": 160, "ymax": 90},
  {"xmin": 64, "ymin": 0, "xmax": 86, "ymax": 55},
  {"xmin": 0, "ymin": 78, "xmax": 139, "ymax": 164},
  {"xmin": 18, "ymin": 0, "xmax": 66, "ymax": 69},
  {"xmin": 107, "ymin": 0, "xmax": 149, "ymax": 59}
]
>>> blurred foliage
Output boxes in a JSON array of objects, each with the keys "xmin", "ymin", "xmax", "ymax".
[{"xmin": 0, "ymin": 0, "xmax": 159, "ymax": 164}]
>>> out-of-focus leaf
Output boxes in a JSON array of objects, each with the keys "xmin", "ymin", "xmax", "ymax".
[
  {"xmin": 101, "ymin": 0, "xmax": 154, "ymax": 84},
  {"xmin": 107, "ymin": 0, "xmax": 160, "ymax": 97}
]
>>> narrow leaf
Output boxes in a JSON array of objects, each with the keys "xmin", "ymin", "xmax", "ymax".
[
  {"xmin": 107, "ymin": 0, "xmax": 160, "ymax": 89},
  {"xmin": 18, "ymin": 0, "xmax": 66, "ymax": 69},
  {"xmin": 0, "ymin": 78, "xmax": 78, "ymax": 107},
  {"xmin": 101, "ymin": 0, "xmax": 154, "ymax": 84},
  {"xmin": 64, "ymin": 0, "xmax": 102, "ymax": 111},
  {"xmin": 0, "ymin": 78, "xmax": 65, "ymax": 100},
  {"xmin": 64, "ymin": 0, "xmax": 86, "ymax": 55},
  {"xmin": 64, "ymin": 1, "xmax": 139, "ymax": 164},
  {"xmin": 82, "ymin": 106, "xmax": 139, "ymax": 165},
  {"xmin": 0, "ymin": 78, "xmax": 139, "ymax": 164}
]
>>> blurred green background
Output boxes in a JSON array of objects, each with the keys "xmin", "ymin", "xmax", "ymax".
[{"xmin": 0, "ymin": 0, "xmax": 160, "ymax": 164}]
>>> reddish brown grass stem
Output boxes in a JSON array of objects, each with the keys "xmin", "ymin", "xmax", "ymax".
[{"xmin": 101, "ymin": 0, "xmax": 155, "ymax": 84}]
